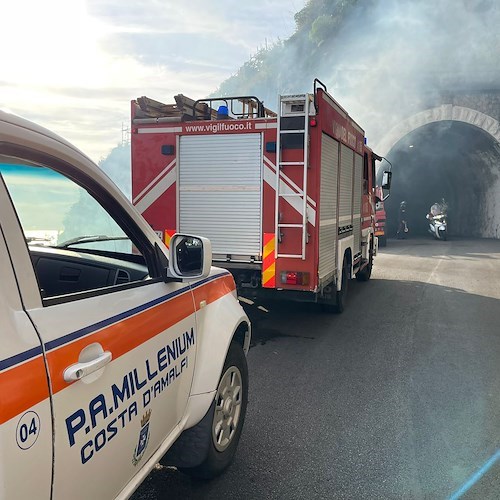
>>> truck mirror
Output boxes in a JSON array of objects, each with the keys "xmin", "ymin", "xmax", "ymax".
[
  {"xmin": 381, "ymin": 170, "xmax": 392, "ymax": 190},
  {"xmin": 168, "ymin": 234, "xmax": 212, "ymax": 280}
]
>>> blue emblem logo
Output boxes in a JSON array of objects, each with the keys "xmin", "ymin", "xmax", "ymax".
[{"xmin": 133, "ymin": 410, "xmax": 152, "ymax": 466}]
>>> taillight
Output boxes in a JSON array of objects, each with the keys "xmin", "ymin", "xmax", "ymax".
[{"xmin": 280, "ymin": 271, "xmax": 310, "ymax": 285}]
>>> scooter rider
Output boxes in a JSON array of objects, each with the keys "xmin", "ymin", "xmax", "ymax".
[
  {"xmin": 427, "ymin": 199, "xmax": 448, "ymax": 240},
  {"xmin": 427, "ymin": 199, "xmax": 447, "ymax": 220},
  {"xmin": 428, "ymin": 202, "xmax": 442, "ymax": 219},
  {"xmin": 397, "ymin": 200, "xmax": 409, "ymax": 239}
]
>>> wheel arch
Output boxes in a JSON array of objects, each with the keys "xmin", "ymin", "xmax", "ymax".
[
  {"xmin": 345, "ymin": 247, "xmax": 353, "ymax": 277},
  {"xmin": 232, "ymin": 321, "xmax": 251, "ymax": 355},
  {"xmin": 337, "ymin": 235, "xmax": 354, "ymax": 289},
  {"xmin": 180, "ymin": 297, "xmax": 250, "ymax": 430},
  {"xmin": 343, "ymin": 247, "xmax": 353, "ymax": 281},
  {"xmin": 190, "ymin": 295, "xmax": 250, "ymax": 398}
]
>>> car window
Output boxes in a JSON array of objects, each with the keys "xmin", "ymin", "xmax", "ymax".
[{"xmin": 0, "ymin": 162, "xmax": 152, "ymax": 300}]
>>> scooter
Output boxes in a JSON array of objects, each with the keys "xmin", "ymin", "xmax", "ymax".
[{"xmin": 427, "ymin": 213, "xmax": 448, "ymax": 240}]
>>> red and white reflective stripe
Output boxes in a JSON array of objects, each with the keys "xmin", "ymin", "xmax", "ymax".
[
  {"xmin": 255, "ymin": 122, "xmax": 278, "ymax": 130},
  {"xmin": 133, "ymin": 160, "xmax": 177, "ymax": 214},
  {"xmin": 263, "ymin": 156, "xmax": 316, "ymax": 227},
  {"xmin": 137, "ymin": 127, "xmax": 183, "ymax": 134}
]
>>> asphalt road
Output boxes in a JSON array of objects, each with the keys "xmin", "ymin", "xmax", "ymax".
[{"xmin": 133, "ymin": 237, "xmax": 500, "ymax": 500}]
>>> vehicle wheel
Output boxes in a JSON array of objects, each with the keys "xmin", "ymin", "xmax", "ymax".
[
  {"xmin": 178, "ymin": 341, "xmax": 248, "ymax": 480},
  {"xmin": 379, "ymin": 235, "xmax": 387, "ymax": 247},
  {"xmin": 335, "ymin": 254, "xmax": 349, "ymax": 313},
  {"xmin": 356, "ymin": 241, "xmax": 373, "ymax": 282}
]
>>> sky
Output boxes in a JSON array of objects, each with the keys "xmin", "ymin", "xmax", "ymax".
[{"xmin": 1, "ymin": 0, "xmax": 305, "ymax": 162}]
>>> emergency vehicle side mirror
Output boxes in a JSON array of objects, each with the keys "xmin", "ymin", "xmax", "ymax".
[
  {"xmin": 381, "ymin": 170, "xmax": 392, "ymax": 190},
  {"xmin": 168, "ymin": 234, "xmax": 212, "ymax": 280}
]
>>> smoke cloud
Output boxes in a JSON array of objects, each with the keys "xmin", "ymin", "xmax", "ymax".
[{"xmin": 302, "ymin": 0, "xmax": 500, "ymax": 239}]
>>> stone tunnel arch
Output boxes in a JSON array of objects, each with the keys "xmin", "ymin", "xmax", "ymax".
[
  {"xmin": 374, "ymin": 105, "xmax": 500, "ymax": 239},
  {"xmin": 376, "ymin": 105, "xmax": 500, "ymax": 157}
]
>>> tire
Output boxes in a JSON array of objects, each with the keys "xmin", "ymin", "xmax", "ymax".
[
  {"xmin": 378, "ymin": 235, "xmax": 387, "ymax": 247},
  {"xmin": 178, "ymin": 341, "xmax": 248, "ymax": 480},
  {"xmin": 356, "ymin": 241, "xmax": 373, "ymax": 282}
]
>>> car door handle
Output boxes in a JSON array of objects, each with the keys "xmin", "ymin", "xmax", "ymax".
[{"xmin": 64, "ymin": 351, "xmax": 112, "ymax": 382}]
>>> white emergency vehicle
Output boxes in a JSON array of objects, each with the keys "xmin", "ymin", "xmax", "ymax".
[{"xmin": 0, "ymin": 110, "xmax": 251, "ymax": 499}]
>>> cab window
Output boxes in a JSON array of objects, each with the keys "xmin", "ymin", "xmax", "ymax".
[{"xmin": 0, "ymin": 162, "xmax": 154, "ymax": 301}]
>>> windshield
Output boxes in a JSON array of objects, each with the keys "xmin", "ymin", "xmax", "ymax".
[{"xmin": 1, "ymin": 163, "xmax": 131, "ymax": 252}]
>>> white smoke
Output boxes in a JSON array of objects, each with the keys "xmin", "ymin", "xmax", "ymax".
[{"xmin": 313, "ymin": 0, "xmax": 500, "ymax": 147}]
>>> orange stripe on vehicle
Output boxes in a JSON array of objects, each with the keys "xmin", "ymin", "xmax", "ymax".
[
  {"xmin": 0, "ymin": 356, "xmax": 50, "ymax": 425},
  {"xmin": 46, "ymin": 290, "xmax": 196, "ymax": 395},
  {"xmin": 0, "ymin": 274, "xmax": 234, "ymax": 424},
  {"xmin": 192, "ymin": 274, "xmax": 236, "ymax": 309},
  {"xmin": 262, "ymin": 233, "xmax": 276, "ymax": 288},
  {"xmin": 164, "ymin": 229, "xmax": 176, "ymax": 249},
  {"xmin": 47, "ymin": 276, "xmax": 234, "ymax": 395}
]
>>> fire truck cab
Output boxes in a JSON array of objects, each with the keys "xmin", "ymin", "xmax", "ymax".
[
  {"xmin": 375, "ymin": 186, "xmax": 387, "ymax": 247},
  {"xmin": 131, "ymin": 79, "xmax": 389, "ymax": 312}
]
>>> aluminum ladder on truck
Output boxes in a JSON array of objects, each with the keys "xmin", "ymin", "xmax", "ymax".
[{"xmin": 275, "ymin": 93, "xmax": 312, "ymax": 259}]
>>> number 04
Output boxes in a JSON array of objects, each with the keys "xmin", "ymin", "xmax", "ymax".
[{"xmin": 16, "ymin": 411, "xmax": 40, "ymax": 450}]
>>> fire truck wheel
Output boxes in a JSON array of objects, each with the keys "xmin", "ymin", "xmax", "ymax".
[
  {"xmin": 379, "ymin": 235, "xmax": 387, "ymax": 247},
  {"xmin": 177, "ymin": 341, "xmax": 248, "ymax": 480},
  {"xmin": 335, "ymin": 255, "xmax": 349, "ymax": 313},
  {"xmin": 356, "ymin": 241, "xmax": 373, "ymax": 282}
]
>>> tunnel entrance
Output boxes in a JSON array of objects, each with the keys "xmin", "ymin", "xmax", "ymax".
[{"xmin": 382, "ymin": 120, "xmax": 500, "ymax": 239}]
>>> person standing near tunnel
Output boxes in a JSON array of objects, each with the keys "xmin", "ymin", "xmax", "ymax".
[{"xmin": 397, "ymin": 200, "xmax": 409, "ymax": 239}]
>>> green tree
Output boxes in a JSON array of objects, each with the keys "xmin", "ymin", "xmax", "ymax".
[{"xmin": 310, "ymin": 14, "xmax": 336, "ymax": 45}]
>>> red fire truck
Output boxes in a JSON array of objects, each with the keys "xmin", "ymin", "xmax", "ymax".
[{"xmin": 131, "ymin": 79, "xmax": 390, "ymax": 312}]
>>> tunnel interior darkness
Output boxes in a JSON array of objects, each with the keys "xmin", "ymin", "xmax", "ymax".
[{"xmin": 382, "ymin": 121, "xmax": 500, "ymax": 238}]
